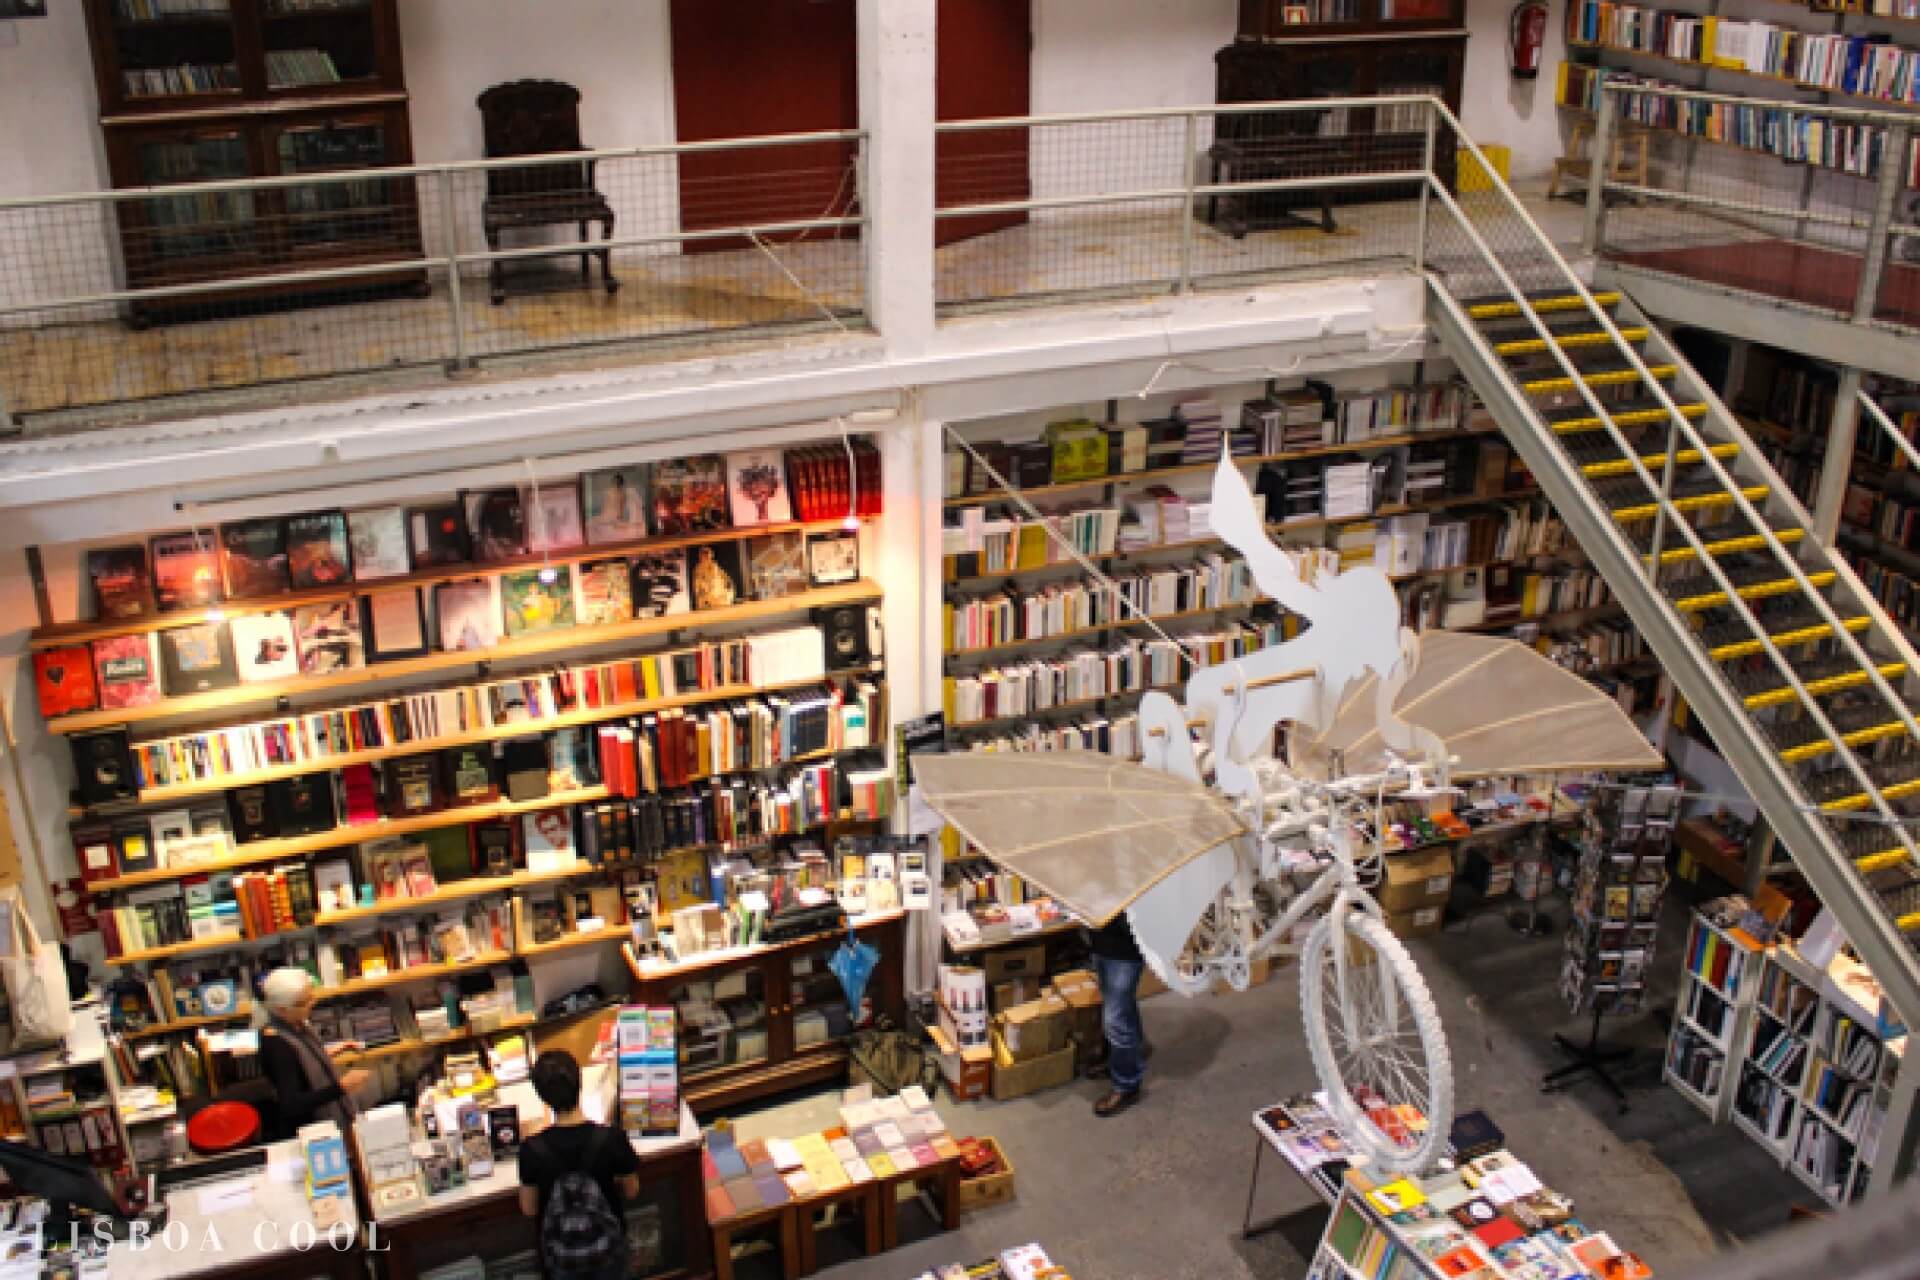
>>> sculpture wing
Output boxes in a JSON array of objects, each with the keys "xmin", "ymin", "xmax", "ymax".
[{"xmin": 1210, "ymin": 448, "xmax": 1320, "ymax": 620}]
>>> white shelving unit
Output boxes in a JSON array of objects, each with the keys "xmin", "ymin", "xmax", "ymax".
[{"xmin": 1663, "ymin": 910, "xmax": 1760, "ymax": 1123}]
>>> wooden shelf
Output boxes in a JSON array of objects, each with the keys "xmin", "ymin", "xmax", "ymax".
[
  {"xmin": 314, "ymin": 863, "xmax": 605, "ymax": 928},
  {"xmin": 940, "ymin": 427, "xmax": 1498, "ymax": 508},
  {"xmin": 1570, "ymin": 37, "xmax": 1920, "ymax": 109},
  {"xmin": 88, "ymin": 661, "xmax": 881, "ymax": 814},
  {"xmin": 945, "ymin": 600, "xmax": 1265, "ymax": 659},
  {"xmin": 122, "ymin": 1009, "xmax": 254, "ymax": 1042},
  {"xmin": 334, "ymin": 998, "xmax": 608, "ymax": 1065},
  {"xmin": 629, "ymin": 909, "xmax": 905, "ymax": 985},
  {"xmin": 950, "ymin": 682, "xmax": 1185, "ymax": 731},
  {"xmin": 321, "ymin": 949, "xmax": 516, "ymax": 1001},
  {"xmin": 516, "ymin": 926, "xmax": 630, "ymax": 958},
  {"xmin": 45, "ymin": 578, "xmax": 881, "ymax": 736},
  {"xmin": 89, "ymin": 784, "xmax": 611, "ymax": 891}
]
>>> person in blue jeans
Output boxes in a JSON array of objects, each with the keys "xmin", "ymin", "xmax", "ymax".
[{"xmin": 1087, "ymin": 913, "xmax": 1147, "ymax": 1116}]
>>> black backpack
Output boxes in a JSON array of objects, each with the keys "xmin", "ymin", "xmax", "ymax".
[{"xmin": 540, "ymin": 1129, "xmax": 626, "ymax": 1278}]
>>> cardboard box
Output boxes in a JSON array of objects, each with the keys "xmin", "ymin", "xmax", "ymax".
[
  {"xmin": 1048, "ymin": 969, "xmax": 1103, "ymax": 1051},
  {"xmin": 929, "ymin": 1023, "xmax": 994, "ymax": 1102},
  {"xmin": 958, "ymin": 1135, "xmax": 1017, "ymax": 1213},
  {"xmin": 982, "ymin": 943, "xmax": 1047, "ymax": 989},
  {"xmin": 1386, "ymin": 904, "xmax": 1444, "ymax": 939},
  {"xmin": 992, "ymin": 977, "xmax": 1043, "ymax": 1013},
  {"xmin": 1377, "ymin": 848, "xmax": 1455, "ymax": 913},
  {"xmin": 990, "ymin": 1029, "xmax": 1076, "ymax": 1101},
  {"xmin": 996, "ymin": 994, "xmax": 1070, "ymax": 1062},
  {"xmin": 938, "ymin": 995, "xmax": 990, "ymax": 1054}
]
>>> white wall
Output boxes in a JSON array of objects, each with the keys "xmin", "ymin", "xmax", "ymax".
[
  {"xmin": 1460, "ymin": 0, "xmax": 1570, "ymax": 181},
  {"xmin": 1032, "ymin": 0, "xmax": 1239, "ymax": 114}
]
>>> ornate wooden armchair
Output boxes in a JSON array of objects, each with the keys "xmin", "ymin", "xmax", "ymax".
[{"xmin": 475, "ymin": 79, "xmax": 619, "ymax": 305}]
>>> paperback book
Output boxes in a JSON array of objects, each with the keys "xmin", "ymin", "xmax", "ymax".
[
  {"xmin": 347, "ymin": 507, "xmax": 411, "ymax": 581},
  {"xmin": 150, "ymin": 531, "xmax": 223, "ymax": 610},
  {"xmin": 293, "ymin": 600, "xmax": 365, "ymax": 675},
  {"xmin": 651, "ymin": 456, "xmax": 731, "ymax": 535},
  {"xmin": 286, "ymin": 512, "xmax": 353, "ymax": 589},
  {"xmin": 219, "ymin": 519, "xmax": 290, "ymax": 597},
  {"xmin": 583, "ymin": 465, "xmax": 649, "ymax": 543}
]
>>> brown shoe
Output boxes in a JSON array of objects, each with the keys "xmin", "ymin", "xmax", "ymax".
[{"xmin": 1094, "ymin": 1088, "xmax": 1141, "ymax": 1117}]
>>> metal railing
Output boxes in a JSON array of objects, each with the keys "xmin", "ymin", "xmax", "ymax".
[
  {"xmin": 0, "ymin": 129, "xmax": 868, "ymax": 430},
  {"xmin": 1582, "ymin": 79, "xmax": 1919, "ymax": 330},
  {"xmin": 931, "ymin": 97, "xmax": 1442, "ymax": 310}
]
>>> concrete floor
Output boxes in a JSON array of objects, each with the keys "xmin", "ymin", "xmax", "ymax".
[{"xmin": 721, "ymin": 878, "xmax": 1814, "ymax": 1280}]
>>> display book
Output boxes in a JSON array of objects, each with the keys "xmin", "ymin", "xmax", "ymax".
[
  {"xmin": 1689, "ymin": 910, "xmax": 1907, "ymax": 1208},
  {"xmin": 1559, "ymin": 782, "xmax": 1676, "ymax": 1020},
  {"xmin": 910, "ymin": 1244, "xmax": 1072, "ymax": 1280}
]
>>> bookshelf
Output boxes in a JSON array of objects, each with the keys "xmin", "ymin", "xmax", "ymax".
[{"xmin": 1663, "ymin": 909, "xmax": 1761, "ymax": 1121}]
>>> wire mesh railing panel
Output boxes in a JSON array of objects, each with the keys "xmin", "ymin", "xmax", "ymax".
[
  {"xmin": 0, "ymin": 170, "xmax": 453, "ymax": 423},
  {"xmin": 1876, "ymin": 210, "xmax": 1920, "ymax": 329},
  {"xmin": 1422, "ymin": 114, "xmax": 1576, "ymax": 304},
  {"xmin": 443, "ymin": 136, "xmax": 868, "ymax": 361}
]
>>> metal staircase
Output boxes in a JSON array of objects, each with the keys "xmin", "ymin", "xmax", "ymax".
[{"xmin": 1416, "ymin": 107, "xmax": 1920, "ymax": 1107}]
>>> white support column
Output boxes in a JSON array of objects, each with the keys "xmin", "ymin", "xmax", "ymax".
[
  {"xmin": 857, "ymin": 0, "xmax": 937, "ymax": 358},
  {"xmin": 1814, "ymin": 366, "xmax": 1865, "ymax": 544}
]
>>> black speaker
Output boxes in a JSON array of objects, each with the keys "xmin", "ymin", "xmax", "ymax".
[{"xmin": 813, "ymin": 604, "xmax": 874, "ymax": 671}]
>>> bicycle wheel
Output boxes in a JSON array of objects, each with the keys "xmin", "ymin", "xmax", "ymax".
[{"xmin": 1299, "ymin": 909, "xmax": 1454, "ymax": 1174}]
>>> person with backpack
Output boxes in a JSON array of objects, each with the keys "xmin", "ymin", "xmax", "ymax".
[{"xmin": 517, "ymin": 1050, "xmax": 642, "ymax": 1280}]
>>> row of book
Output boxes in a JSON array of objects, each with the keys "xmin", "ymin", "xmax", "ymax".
[
  {"xmin": 1792, "ymin": 1110, "xmax": 1858, "ymax": 1201},
  {"xmin": 1818, "ymin": 1010, "xmax": 1884, "ymax": 1078},
  {"xmin": 944, "ymin": 556, "xmax": 1259, "ymax": 653},
  {"xmin": 1686, "ymin": 920, "xmax": 1750, "ymax": 996},
  {"xmin": 264, "ymin": 48, "xmax": 343, "ymax": 89},
  {"xmin": 1668, "ymin": 1024, "xmax": 1728, "ymax": 1096},
  {"xmin": 1751, "ymin": 1018, "xmax": 1811, "ymax": 1085},
  {"xmin": 121, "ymin": 629, "xmax": 815, "ymax": 791},
  {"xmin": 1567, "ymin": 0, "xmax": 1920, "ymax": 96},
  {"xmin": 1758, "ymin": 961, "xmax": 1819, "ymax": 1029},
  {"xmin": 941, "ymin": 506, "xmax": 1125, "ymax": 577},
  {"xmin": 117, "ymin": 0, "xmax": 230, "ymax": 16},
  {"xmin": 593, "ymin": 681, "xmax": 880, "ymax": 795},
  {"xmin": 1807, "ymin": 1060, "xmax": 1880, "ymax": 1140},
  {"xmin": 1541, "ymin": 618, "xmax": 1647, "ymax": 674},
  {"xmin": 1848, "ymin": 553, "xmax": 1920, "ymax": 631},
  {"xmin": 1736, "ymin": 1063, "xmax": 1799, "ymax": 1142},
  {"xmin": 122, "ymin": 63, "xmax": 239, "ymax": 97},
  {"xmin": 943, "ymin": 622, "xmax": 1286, "ymax": 726},
  {"xmin": 963, "ymin": 712, "xmax": 1144, "ymax": 762}
]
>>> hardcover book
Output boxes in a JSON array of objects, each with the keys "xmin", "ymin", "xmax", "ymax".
[
  {"xmin": 269, "ymin": 775, "xmax": 337, "ymax": 837},
  {"xmin": 88, "ymin": 545, "xmax": 154, "ymax": 620},
  {"xmin": 650, "ymin": 455, "xmax": 731, "ymax": 535},
  {"xmin": 465, "ymin": 489, "xmax": 528, "ymax": 562},
  {"xmin": 435, "ymin": 579, "xmax": 501, "ymax": 652},
  {"xmin": 150, "ymin": 531, "xmax": 223, "ymax": 610},
  {"xmin": 501, "ymin": 568, "xmax": 576, "ymax": 637},
  {"xmin": 726, "ymin": 449, "xmax": 795, "ymax": 527},
  {"xmin": 347, "ymin": 506, "xmax": 411, "ymax": 581},
  {"xmin": 582, "ymin": 465, "xmax": 649, "ymax": 544},
  {"xmin": 158, "ymin": 623, "xmax": 238, "ymax": 696},
  {"xmin": 746, "ymin": 532, "xmax": 808, "ymax": 601},
  {"xmin": 285, "ymin": 512, "xmax": 353, "ymax": 589},
  {"xmin": 408, "ymin": 503, "xmax": 471, "ymax": 568},
  {"xmin": 521, "ymin": 810, "xmax": 577, "ymax": 872},
  {"xmin": 227, "ymin": 786, "xmax": 278, "ymax": 844},
  {"xmin": 526, "ymin": 485, "xmax": 585, "ymax": 554},
  {"xmin": 293, "ymin": 600, "xmax": 366, "ymax": 675},
  {"xmin": 219, "ymin": 519, "xmax": 290, "ymax": 597},
  {"xmin": 33, "ymin": 646, "xmax": 98, "ymax": 718},
  {"xmin": 443, "ymin": 745, "xmax": 499, "ymax": 806},
  {"xmin": 574, "ymin": 559, "xmax": 633, "ymax": 626},
  {"xmin": 629, "ymin": 550, "xmax": 690, "ymax": 619},
  {"xmin": 689, "ymin": 544, "xmax": 744, "ymax": 611},
  {"xmin": 230, "ymin": 613, "xmax": 300, "ymax": 684},
  {"xmin": 807, "ymin": 530, "xmax": 860, "ymax": 586},
  {"xmin": 386, "ymin": 756, "xmax": 445, "ymax": 818},
  {"xmin": 364, "ymin": 589, "xmax": 428, "ymax": 660},
  {"xmin": 92, "ymin": 636, "xmax": 162, "ymax": 710},
  {"xmin": 73, "ymin": 731, "xmax": 138, "ymax": 807}
]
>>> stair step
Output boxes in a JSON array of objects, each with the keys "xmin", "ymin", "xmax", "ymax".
[
  {"xmin": 1770, "ymin": 698, "xmax": 1917, "ymax": 761},
  {"xmin": 1599, "ymin": 477, "xmax": 1770, "ymax": 522},
  {"xmin": 1578, "ymin": 440, "xmax": 1741, "ymax": 480},
  {"xmin": 1634, "ymin": 524, "xmax": 1805, "ymax": 566},
  {"xmin": 1834, "ymin": 824, "xmax": 1918, "ymax": 877},
  {"xmin": 1548, "ymin": 400, "xmax": 1709, "ymax": 435},
  {"xmin": 1466, "ymin": 290, "xmax": 1624, "ymax": 321},
  {"xmin": 1702, "ymin": 609, "xmax": 1874, "ymax": 661},
  {"xmin": 1881, "ymin": 881, "xmax": 1920, "ymax": 932},
  {"xmin": 1811, "ymin": 754, "xmax": 1920, "ymax": 812},
  {"xmin": 1491, "ymin": 327, "xmax": 1651, "ymax": 358},
  {"xmin": 1523, "ymin": 363, "xmax": 1679, "ymax": 396},
  {"xmin": 1739, "ymin": 657, "xmax": 1909, "ymax": 710},
  {"xmin": 1667, "ymin": 561, "xmax": 1838, "ymax": 612}
]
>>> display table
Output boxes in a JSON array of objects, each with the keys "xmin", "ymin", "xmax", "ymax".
[
  {"xmin": 372, "ymin": 1104, "xmax": 709, "ymax": 1280},
  {"xmin": 107, "ymin": 1140, "xmax": 362, "ymax": 1280}
]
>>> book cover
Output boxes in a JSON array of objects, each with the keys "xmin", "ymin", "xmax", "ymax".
[
  {"xmin": 157, "ymin": 623, "xmax": 238, "ymax": 696},
  {"xmin": 574, "ymin": 559, "xmax": 633, "ymax": 626},
  {"xmin": 364, "ymin": 589, "xmax": 428, "ymax": 660},
  {"xmin": 88, "ymin": 545, "xmax": 154, "ymax": 620},
  {"xmin": 34, "ymin": 646, "xmax": 98, "ymax": 718},
  {"xmin": 629, "ymin": 550, "xmax": 690, "ymax": 619},
  {"xmin": 386, "ymin": 756, "xmax": 445, "ymax": 817},
  {"xmin": 583, "ymin": 465, "xmax": 649, "ymax": 544},
  {"xmin": 230, "ymin": 613, "xmax": 300, "ymax": 684},
  {"xmin": 806, "ymin": 530, "xmax": 859, "ymax": 586},
  {"xmin": 725, "ymin": 449, "xmax": 794, "ymax": 527},
  {"xmin": 293, "ymin": 600, "xmax": 365, "ymax": 675},
  {"xmin": 150, "ymin": 531, "xmax": 223, "ymax": 611},
  {"xmin": 746, "ymin": 532, "xmax": 808, "ymax": 601},
  {"xmin": 227, "ymin": 786, "xmax": 278, "ymax": 844},
  {"xmin": 521, "ymin": 809, "xmax": 577, "ymax": 869},
  {"xmin": 465, "ymin": 488, "xmax": 528, "ymax": 562},
  {"xmin": 443, "ymin": 745, "xmax": 498, "ymax": 807},
  {"xmin": 435, "ymin": 579, "xmax": 501, "ymax": 652},
  {"xmin": 347, "ymin": 507, "xmax": 411, "ymax": 581},
  {"xmin": 92, "ymin": 636, "xmax": 162, "ymax": 710},
  {"xmin": 219, "ymin": 519, "xmax": 290, "ymax": 597},
  {"xmin": 74, "ymin": 732, "xmax": 137, "ymax": 806},
  {"xmin": 408, "ymin": 503, "xmax": 471, "ymax": 568},
  {"xmin": 689, "ymin": 543, "xmax": 744, "ymax": 611},
  {"xmin": 526, "ymin": 485, "xmax": 585, "ymax": 554},
  {"xmin": 650, "ymin": 455, "xmax": 731, "ymax": 535},
  {"xmin": 501, "ymin": 568, "xmax": 576, "ymax": 637},
  {"xmin": 285, "ymin": 512, "xmax": 353, "ymax": 589}
]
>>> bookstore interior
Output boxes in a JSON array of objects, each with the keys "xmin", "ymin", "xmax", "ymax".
[{"xmin": 4, "ymin": 3, "xmax": 1920, "ymax": 1280}]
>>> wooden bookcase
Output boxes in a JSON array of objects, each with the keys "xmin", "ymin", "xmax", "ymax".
[{"xmin": 81, "ymin": 0, "xmax": 421, "ymax": 324}]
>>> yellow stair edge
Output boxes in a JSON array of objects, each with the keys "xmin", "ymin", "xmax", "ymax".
[
  {"xmin": 1525, "ymin": 365, "xmax": 1678, "ymax": 395},
  {"xmin": 1823, "ymin": 775, "xmax": 1920, "ymax": 812},
  {"xmin": 1744, "ymin": 660, "xmax": 1909, "ymax": 710},
  {"xmin": 1778, "ymin": 719, "xmax": 1914, "ymax": 764},
  {"xmin": 1899, "ymin": 912, "xmax": 1920, "ymax": 933},
  {"xmin": 1496, "ymin": 327, "xmax": 1650, "ymax": 357},
  {"xmin": 1582, "ymin": 441, "xmax": 1741, "ymax": 479},
  {"xmin": 1469, "ymin": 291, "xmax": 1623, "ymax": 320},
  {"xmin": 1709, "ymin": 616, "xmax": 1872, "ymax": 662},
  {"xmin": 1673, "ymin": 569, "xmax": 1837, "ymax": 612},
  {"xmin": 1649, "ymin": 527, "xmax": 1806, "ymax": 566},
  {"xmin": 1553, "ymin": 403, "xmax": 1709, "ymax": 435},
  {"xmin": 1611, "ymin": 484, "xmax": 1770, "ymax": 523},
  {"xmin": 1856, "ymin": 849, "xmax": 1914, "ymax": 875}
]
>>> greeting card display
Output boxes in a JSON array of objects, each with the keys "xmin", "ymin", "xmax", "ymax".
[
  {"xmin": 650, "ymin": 456, "xmax": 730, "ymax": 535},
  {"xmin": 726, "ymin": 449, "xmax": 794, "ymax": 527},
  {"xmin": 501, "ymin": 569, "xmax": 576, "ymax": 637},
  {"xmin": 435, "ymin": 579, "xmax": 501, "ymax": 652},
  {"xmin": 219, "ymin": 519, "xmax": 290, "ymax": 597},
  {"xmin": 286, "ymin": 512, "xmax": 353, "ymax": 589},
  {"xmin": 150, "ymin": 531, "xmax": 223, "ymax": 610},
  {"xmin": 230, "ymin": 613, "xmax": 301, "ymax": 684},
  {"xmin": 574, "ymin": 560, "xmax": 633, "ymax": 626},
  {"xmin": 583, "ymin": 466, "xmax": 649, "ymax": 544},
  {"xmin": 629, "ymin": 551, "xmax": 690, "ymax": 619},
  {"xmin": 347, "ymin": 507, "xmax": 411, "ymax": 581},
  {"xmin": 88, "ymin": 546, "xmax": 154, "ymax": 621}
]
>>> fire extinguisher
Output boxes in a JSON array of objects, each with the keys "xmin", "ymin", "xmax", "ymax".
[{"xmin": 1510, "ymin": 0, "xmax": 1549, "ymax": 78}]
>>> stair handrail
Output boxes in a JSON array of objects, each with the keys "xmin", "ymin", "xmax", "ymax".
[
  {"xmin": 1860, "ymin": 390, "xmax": 1920, "ymax": 476},
  {"xmin": 1422, "ymin": 97, "xmax": 1920, "ymax": 867}
]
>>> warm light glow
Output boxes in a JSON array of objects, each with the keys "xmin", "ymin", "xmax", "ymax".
[
  {"xmin": 842, "ymin": 514, "xmax": 860, "ymax": 532},
  {"xmin": 538, "ymin": 566, "xmax": 559, "ymax": 584}
]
